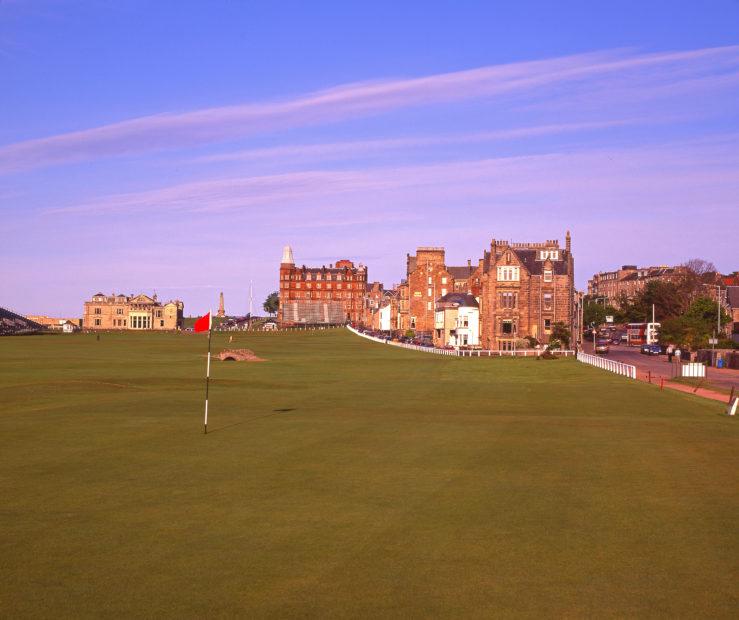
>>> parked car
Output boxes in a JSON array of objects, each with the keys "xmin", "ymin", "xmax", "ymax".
[
  {"xmin": 640, "ymin": 343, "xmax": 661, "ymax": 355},
  {"xmin": 595, "ymin": 339, "xmax": 610, "ymax": 354}
]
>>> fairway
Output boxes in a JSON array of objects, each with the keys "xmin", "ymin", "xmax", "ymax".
[{"xmin": 1, "ymin": 329, "xmax": 737, "ymax": 617}]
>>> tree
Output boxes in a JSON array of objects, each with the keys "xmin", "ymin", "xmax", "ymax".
[
  {"xmin": 583, "ymin": 300, "xmax": 619, "ymax": 329},
  {"xmin": 634, "ymin": 280, "xmax": 686, "ymax": 321},
  {"xmin": 685, "ymin": 295, "xmax": 730, "ymax": 326},
  {"xmin": 550, "ymin": 322, "xmax": 571, "ymax": 348},
  {"xmin": 263, "ymin": 291, "xmax": 279, "ymax": 316},
  {"xmin": 583, "ymin": 301, "xmax": 607, "ymax": 328},
  {"xmin": 658, "ymin": 297, "xmax": 731, "ymax": 349}
]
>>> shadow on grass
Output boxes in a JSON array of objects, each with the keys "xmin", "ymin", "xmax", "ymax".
[{"xmin": 206, "ymin": 409, "xmax": 297, "ymax": 433}]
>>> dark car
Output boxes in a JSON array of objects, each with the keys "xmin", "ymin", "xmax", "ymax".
[
  {"xmin": 594, "ymin": 339, "xmax": 610, "ymax": 354},
  {"xmin": 641, "ymin": 343, "xmax": 661, "ymax": 355}
]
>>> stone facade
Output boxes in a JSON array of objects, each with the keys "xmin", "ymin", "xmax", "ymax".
[
  {"xmin": 479, "ymin": 235, "xmax": 575, "ymax": 350},
  {"xmin": 278, "ymin": 246, "xmax": 367, "ymax": 325},
  {"xmin": 404, "ymin": 248, "xmax": 480, "ymax": 334},
  {"xmin": 588, "ymin": 265, "xmax": 683, "ymax": 306},
  {"xmin": 83, "ymin": 293, "xmax": 183, "ymax": 330}
]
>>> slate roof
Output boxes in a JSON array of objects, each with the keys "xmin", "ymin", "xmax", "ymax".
[
  {"xmin": 437, "ymin": 292, "xmax": 479, "ymax": 308},
  {"xmin": 510, "ymin": 249, "xmax": 570, "ymax": 276},
  {"xmin": 448, "ymin": 265, "xmax": 474, "ymax": 279}
]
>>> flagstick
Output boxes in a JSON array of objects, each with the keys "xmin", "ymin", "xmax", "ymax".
[{"xmin": 204, "ymin": 315, "xmax": 212, "ymax": 434}]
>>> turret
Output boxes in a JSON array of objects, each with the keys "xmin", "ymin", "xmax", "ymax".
[{"xmin": 281, "ymin": 245, "xmax": 295, "ymax": 265}]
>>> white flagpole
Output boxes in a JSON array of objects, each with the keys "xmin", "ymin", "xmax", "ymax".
[{"xmin": 204, "ymin": 310, "xmax": 212, "ymax": 434}]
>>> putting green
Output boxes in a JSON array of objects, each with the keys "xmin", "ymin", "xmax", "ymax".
[{"xmin": 1, "ymin": 329, "xmax": 736, "ymax": 617}]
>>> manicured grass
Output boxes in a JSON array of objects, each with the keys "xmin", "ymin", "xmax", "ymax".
[{"xmin": 1, "ymin": 329, "xmax": 737, "ymax": 617}]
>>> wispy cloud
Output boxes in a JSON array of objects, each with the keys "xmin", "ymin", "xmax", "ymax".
[
  {"xmin": 47, "ymin": 135, "xmax": 739, "ymax": 217},
  {"xmin": 2, "ymin": 45, "xmax": 738, "ymax": 173},
  {"xmin": 193, "ymin": 119, "xmax": 640, "ymax": 165}
]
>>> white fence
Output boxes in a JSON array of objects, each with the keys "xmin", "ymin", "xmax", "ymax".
[
  {"xmin": 681, "ymin": 362, "xmax": 706, "ymax": 378},
  {"xmin": 576, "ymin": 352, "xmax": 636, "ymax": 379},
  {"xmin": 347, "ymin": 326, "xmax": 575, "ymax": 357}
]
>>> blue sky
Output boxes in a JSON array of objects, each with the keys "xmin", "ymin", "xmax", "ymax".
[{"xmin": 1, "ymin": 0, "xmax": 738, "ymax": 316}]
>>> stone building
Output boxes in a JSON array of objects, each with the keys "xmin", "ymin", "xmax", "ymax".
[
  {"xmin": 478, "ymin": 234, "xmax": 575, "ymax": 350},
  {"xmin": 278, "ymin": 246, "xmax": 367, "ymax": 325},
  {"xmin": 398, "ymin": 234, "xmax": 574, "ymax": 348},
  {"xmin": 362, "ymin": 281, "xmax": 385, "ymax": 325},
  {"xmin": 404, "ymin": 247, "xmax": 480, "ymax": 334},
  {"xmin": 82, "ymin": 293, "xmax": 183, "ymax": 330},
  {"xmin": 588, "ymin": 265, "xmax": 683, "ymax": 306}
]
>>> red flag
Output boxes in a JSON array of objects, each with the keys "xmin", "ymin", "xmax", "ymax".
[{"xmin": 194, "ymin": 311, "xmax": 211, "ymax": 333}]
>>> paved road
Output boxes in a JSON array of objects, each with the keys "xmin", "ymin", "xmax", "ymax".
[{"xmin": 585, "ymin": 342, "xmax": 739, "ymax": 392}]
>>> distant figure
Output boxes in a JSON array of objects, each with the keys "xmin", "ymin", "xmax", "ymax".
[
  {"xmin": 674, "ymin": 348, "xmax": 682, "ymax": 363},
  {"xmin": 666, "ymin": 344, "xmax": 674, "ymax": 363}
]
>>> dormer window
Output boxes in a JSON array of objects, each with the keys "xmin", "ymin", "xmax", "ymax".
[
  {"xmin": 544, "ymin": 269, "xmax": 553, "ymax": 282},
  {"xmin": 539, "ymin": 250, "xmax": 559, "ymax": 261}
]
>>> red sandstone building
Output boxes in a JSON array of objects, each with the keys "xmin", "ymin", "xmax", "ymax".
[
  {"xmin": 278, "ymin": 246, "xmax": 367, "ymax": 326},
  {"xmin": 392, "ymin": 233, "xmax": 575, "ymax": 348}
]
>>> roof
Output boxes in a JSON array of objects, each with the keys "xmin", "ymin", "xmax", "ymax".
[
  {"xmin": 508, "ymin": 249, "xmax": 569, "ymax": 276},
  {"xmin": 448, "ymin": 265, "xmax": 474, "ymax": 280},
  {"xmin": 436, "ymin": 292, "xmax": 479, "ymax": 308}
]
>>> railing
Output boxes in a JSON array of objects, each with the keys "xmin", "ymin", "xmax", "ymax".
[
  {"xmin": 681, "ymin": 362, "xmax": 706, "ymax": 378},
  {"xmin": 347, "ymin": 326, "xmax": 575, "ymax": 357},
  {"xmin": 576, "ymin": 352, "xmax": 636, "ymax": 379}
]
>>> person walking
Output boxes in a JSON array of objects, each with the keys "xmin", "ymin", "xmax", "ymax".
[{"xmin": 667, "ymin": 344, "xmax": 674, "ymax": 363}]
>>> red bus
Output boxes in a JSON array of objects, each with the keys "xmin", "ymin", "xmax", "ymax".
[{"xmin": 627, "ymin": 322, "xmax": 660, "ymax": 346}]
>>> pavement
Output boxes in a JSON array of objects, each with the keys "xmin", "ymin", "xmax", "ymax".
[{"xmin": 583, "ymin": 342, "xmax": 738, "ymax": 404}]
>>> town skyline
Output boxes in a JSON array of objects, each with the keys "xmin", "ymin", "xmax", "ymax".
[{"xmin": 2, "ymin": 1, "xmax": 738, "ymax": 316}]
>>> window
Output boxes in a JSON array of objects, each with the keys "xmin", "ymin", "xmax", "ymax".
[
  {"xmin": 160, "ymin": 320, "xmax": 164, "ymax": 327},
  {"xmin": 428, "ymin": 276, "xmax": 432, "ymax": 285},
  {"xmin": 427, "ymin": 288, "xmax": 432, "ymax": 297},
  {"xmin": 441, "ymin": 288, "xmax": 447, "ymax": 296},
  {"xmin": 500, "ymin": 292, "xmax": 517, "ymax": 309},
  {"xmin": 156, "ymin": 310, "xmax": 162, "ymax": 318},
  {"xmin": 539, "ymin": 250, "xmax": 559, "ymax": 261},
  {"xmin": 427, "ymin": 301, "xmax": 432, "ymax": 310},
  {"xmin": 441, "ymin": 277, "xmax": 447, "ymax": 285},
  {"xmin": 296, "ymin": 282, "xmax": 301, "ymax": 289},
  {"xmin": 502, "ymin": 320, "xmax": 513, "ymax": 334},
  {"xmin": 116, "ymin": 308, "xmax": 123, "ymax": 315},
  {"xmin": 317, "ymin": 283, "xmax": 322, "ymax": 289},
  {"xmin": 306, "ymin": 273, "xmax": 312, "ymax": 281},
  {"xmin": 337, "ymin": 283, "xmax": 342, "ymax": 290},
  {"xmin": 94, "ymin": 318, "xmax": 101, "ymax": 326},
  {"xmin": 316, "ymin": 273, "xmax": 322, "ymax": 281},
  {"xmin": 545, "ymin": 318, "xmax": 552, "ymax": 332},
  {"xmin": 543, "ymin": 293, "xmax": 553, "ymax": 310},
  {"xmin": 94, "ymin": 307, "xmax": 102, "ymax": 314},
  {"xmin": 497, "ymin": 266, "xmax": 520, "ymax": 282},
  {"xmin": 544, "ymin": 270, "xmax": 553, "ymax": 282},
  {"xmin": 326, "ymin": 274, "xmax": 331, "ymax": 281},
  {"xmin": 336, "ymin": 274, "xmax": 342, "ymax": 281}
]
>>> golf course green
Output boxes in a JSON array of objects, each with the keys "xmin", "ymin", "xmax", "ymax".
[{"xmin": 1, "ymin": 329, "xmax": 736, "ymax": 617}]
